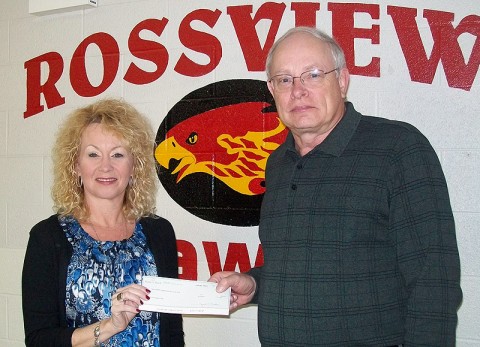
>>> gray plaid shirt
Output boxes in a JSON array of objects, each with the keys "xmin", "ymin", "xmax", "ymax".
[{"xmin": 249, "ymin": 102, "xmax": 462, "ymax": 346}]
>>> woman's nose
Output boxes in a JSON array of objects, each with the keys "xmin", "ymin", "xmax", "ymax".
[{"xmin": 99, "ymin": 156, "xmax": 113, "ymax": 170}]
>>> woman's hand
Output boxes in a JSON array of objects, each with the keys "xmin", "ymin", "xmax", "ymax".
[
  {"xmin": 71, "ymin": 284, "xmax": 151, "ymax": 346},
  {"xmin": 110, "ymin": 284, "xmax": 151, "ymax": 332}
]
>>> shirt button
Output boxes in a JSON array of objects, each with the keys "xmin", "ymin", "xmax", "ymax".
[{"xmin": 291, "ymin": 184, "xmax": 297, "ymax": 190}]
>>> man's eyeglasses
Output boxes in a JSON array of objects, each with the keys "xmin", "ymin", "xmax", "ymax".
[{"xmin": 268, "ymin": 68, "xmax": 338, "ymax": 92}]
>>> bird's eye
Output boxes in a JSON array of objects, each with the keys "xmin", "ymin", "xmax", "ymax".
[{"xmin": 187, "ymin": 132, "xmax": 198, "ymax": 145}]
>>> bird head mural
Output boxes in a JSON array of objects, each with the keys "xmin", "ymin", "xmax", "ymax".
[{"xmin": 155, "ymin": 79, "xmax": 288, "ymax": 226}]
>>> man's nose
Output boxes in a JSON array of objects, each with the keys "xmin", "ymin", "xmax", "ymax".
[{"xmin": 291, "ymin": 77, "xmax": 307, "ymax": 97}]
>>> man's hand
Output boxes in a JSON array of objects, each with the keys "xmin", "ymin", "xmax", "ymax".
[{"xmin": 209, "ymin": 271, "xmax": 256, "ymax": 311}]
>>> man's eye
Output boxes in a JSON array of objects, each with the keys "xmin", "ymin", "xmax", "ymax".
[
  {"xmin": 308, "ymin": 71, "xmax": 322, "ymax": 79},
  {"xmin": 278, "ymin": 76, "xmax": 292, "ymax": 84}
]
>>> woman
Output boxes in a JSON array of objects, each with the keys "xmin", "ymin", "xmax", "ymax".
[{"xmin": 22, "ymin": 98, "xmax": 184, "ymax": 347}]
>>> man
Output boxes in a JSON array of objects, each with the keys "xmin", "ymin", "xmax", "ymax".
[{"xmin": 210, "ymin": 27, "xmax": 462, "ymax": 346}]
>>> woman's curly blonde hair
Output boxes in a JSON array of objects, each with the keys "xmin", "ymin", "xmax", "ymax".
[{"xmin": 51, "ymin": 98, "xmax": 158, "ymax": 221}]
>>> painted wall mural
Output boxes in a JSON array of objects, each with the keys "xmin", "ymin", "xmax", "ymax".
[
  {"xmin": 155, "ymin": 79, "xmax": 286, "ymax": 227},
  {"xmin": 21, "ymin": 2, "xmax": 479, "ymax": 282},
  {"xmin": 24, "ymin": 3, "xmax": 479, "ymax": 118}
]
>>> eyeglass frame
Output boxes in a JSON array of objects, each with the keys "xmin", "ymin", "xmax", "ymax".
[{"xmin": 267, "ymin": 68, "xmax": 339, "ymax": 91}]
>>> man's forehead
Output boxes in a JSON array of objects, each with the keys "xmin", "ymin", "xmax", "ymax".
[{"xmin": 271, "ymin": 34, "xmax": 333, "ymax": 70}]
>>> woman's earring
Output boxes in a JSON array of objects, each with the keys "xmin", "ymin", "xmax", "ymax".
[{"xmin": 77, "ymin": 176, "xmax": 83, "ymax": 188}]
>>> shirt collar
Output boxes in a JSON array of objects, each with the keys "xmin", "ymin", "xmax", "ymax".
[{"xmin": 284, "ymin": 101, "xmax": 361, "ymax": 157}]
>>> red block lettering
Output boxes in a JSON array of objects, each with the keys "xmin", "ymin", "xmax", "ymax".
[
  {"xmin": 228, "ymin": 3, "xmax": 285, "ymax": 71},
  {"xmin": 175, "ymin": 9, "xmax": 222, "ymax": 77},
  {"xmin": 203, "ymin": 241, "xmax": 260, "ymax": 275},
  {"xmin": 125, "ymin": 18, "xmax": 169, "ymax": 84},
  {"xmin": 177, "ymin": 239, "xmax": 198, "ymax": 280},
  {"xmin": 329, "ymin": 3, "xmax": 380, "ymax": 76},
  {"xmin": 254, "ymin": 244, "xmax": 264, "ymax": 267},
  {"xmin": 24, "ymin": 52, "xmax": 65, "ymax": 118},
  {"xmin": 291, "ymin": 2, "xmax": 320, "ymax": 27},
  {"xmin": 388, "ymin": 6, "xmax": 480, "ymax": 91},
  {"xmin": 203, "ymin": 241, "xmax": 223, "ymax": 275},
  {"xmin": 223, "ymin": 243, "xmax": 255, "ymax": 272},
  {"xmin": 70, "ymin": 32, "xmax": 120, "ymax": 97}
]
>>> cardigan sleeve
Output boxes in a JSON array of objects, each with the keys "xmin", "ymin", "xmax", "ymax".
[
  {"xmin": 142, "ymin": 216, "xmax": 185, "ymax": 346},
  {"xmin": 22, "ymin": 216, "xmax": 74, "ymax": 347}
]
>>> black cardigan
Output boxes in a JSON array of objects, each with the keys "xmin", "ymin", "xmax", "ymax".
[{"xmin": 22, "ymin": 214, "xmax": 184, "ymax": 347}]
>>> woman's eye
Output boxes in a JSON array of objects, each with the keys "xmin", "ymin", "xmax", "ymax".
[
  {"xmin": 112, "ymin": 153, "xmax": 124, "ymax": 158},
  {"xmin": 88, "ymin": 152, "xmax": 99, "ymax": 158}
]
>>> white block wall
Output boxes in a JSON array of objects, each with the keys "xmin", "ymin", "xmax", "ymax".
[{"xmin": 1, "ymin": 0, "xmax": 479, "ymax": 346}]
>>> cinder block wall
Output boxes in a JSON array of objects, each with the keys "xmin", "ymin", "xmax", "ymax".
[{"xmin": 0, "ymin": 1, "xmax": 478, "ymax": 346}]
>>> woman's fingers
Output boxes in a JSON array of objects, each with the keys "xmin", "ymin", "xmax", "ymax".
[
  {"xmin": 113, "ymin": 284, "xmax": 150, "ymax": 309},
  {"xmin": 107, "ymin": 284, "xmax": 152, "ymax": 331}
]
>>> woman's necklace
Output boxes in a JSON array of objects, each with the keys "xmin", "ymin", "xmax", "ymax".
[{"xmin": 89, "ymin": 219, "xmax": 129, "ymax": 241}]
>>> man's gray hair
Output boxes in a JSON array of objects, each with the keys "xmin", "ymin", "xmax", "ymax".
[{"xmin": 265, "ymin": 26, "xmax": 347, "ymax": 78}]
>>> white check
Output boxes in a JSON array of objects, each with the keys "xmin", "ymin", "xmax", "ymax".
[{"xmin": 139, "ymin": 276, "xmax": 231, "ymax": 316}]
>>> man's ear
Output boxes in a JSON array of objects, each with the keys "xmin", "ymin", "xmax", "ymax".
[
  {"xmin": 267, "ymin": 81, "xmax": 275, "ymax": 97},
  {"xmin": 338, "ymin": 68, "xmax": 350, "ymax": 99}
]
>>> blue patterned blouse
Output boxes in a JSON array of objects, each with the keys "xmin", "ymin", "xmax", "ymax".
[{"xmin": 61, "ymin": 216, "xmax": 161, "ymax": 346}]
